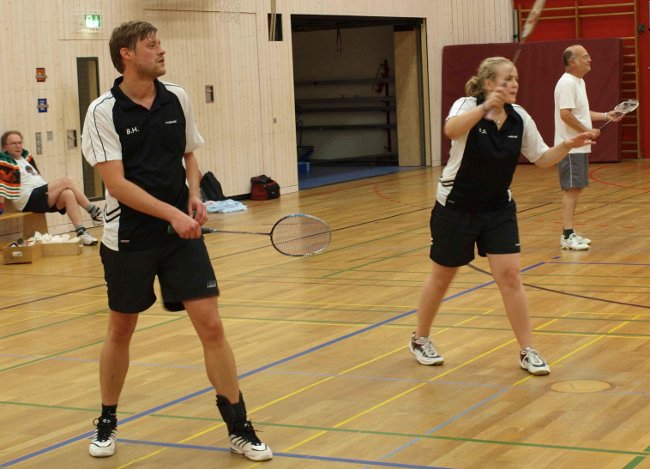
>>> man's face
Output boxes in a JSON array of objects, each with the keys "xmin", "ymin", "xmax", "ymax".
[
  {"xmin": 3, "ymin": 134, "xmax": 23, "ymax": 159},
  {"xmin": 570, "ymin": 46, "xmax": 591, "ymax": 77},
  {"xmin": 126, "ymin": 33, "xmax": 166, "ymax": 78}
]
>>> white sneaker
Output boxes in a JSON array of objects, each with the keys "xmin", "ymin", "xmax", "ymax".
[
  {"xmin": 520, "ymin": 347, "xmax": 550, "ymax": 376},
  {"xmin": 409, "ymin": 333, "xmax": 444, "ymax": 365},
  {"xmin": 89, "ymin": 417, "xmax": 117, "ymax": 457},
  {"xmin": 560, "ymin": 233, "xmax": 589, "ymax": 251},
  {"xmin": 79, "ymin": 231, "xmax": 98, "ymax": 246},
  {"xmin": 574, "ymin": 233, "xmax": 591, "ymax": 245}
]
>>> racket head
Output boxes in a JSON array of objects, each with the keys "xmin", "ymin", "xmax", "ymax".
[
  {"xmin": 614, "ymin": 99, "xmax": 639, "ymax": 114},
  {"xmin": 520, "ymin": 0, "xmax": 546, "ymax": 41},
  {"xmin": 269, "ymin": 213, "xmax": 331, "ymax": 257}
]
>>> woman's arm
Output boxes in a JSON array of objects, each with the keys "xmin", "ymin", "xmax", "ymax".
[{"xmin": 534, "ymin": 131, "xmax": 598, "ymax": 168}]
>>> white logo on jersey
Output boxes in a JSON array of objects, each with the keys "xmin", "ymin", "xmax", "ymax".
[
  {"xmin": 165, "ymin": 120, "xmax": 178, "ymax": 124},
  {"xmin": 508, "ymin": 135, "xmax": 519, "ymax": 139},
  {"xmin": 207, "ymin": 280, "xmax": 217, "ymax": 289},
  {"xmin": 478, "ymin": 128, "xmax": 487, "ymax": 134},
  {"xmin": 126, "ymin": 127, "xmax": 139, "ymax": 135}
]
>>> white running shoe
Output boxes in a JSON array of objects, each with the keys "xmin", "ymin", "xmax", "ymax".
[
  {"xmin": 79, "ymin": 231, "xmax": 98, "ymax": 246},
  {"xmin": 573, "ymin": 233, "xmax": 591, "ymax": 245},
  {"xmin": 560, "ymin": 233, "xmax": 589, "ymax": 251},
  {"xmin": 520, "ymin": 347, "xmax": 550, "ymax": 376},
  {"xmin": 229, "ymin": 421, "xmax": 273, "ymax": 461},
  {"xmin": 409, "ymin": 333, "xmax": 444, "ymax": 365},
  {"xmin": 89, "ymin": 417, "xmax": 117, "ymax": 457}
]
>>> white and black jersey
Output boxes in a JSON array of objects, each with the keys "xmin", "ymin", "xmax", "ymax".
[
  {"xmin": 82, "ymin": 77, "xmax": 204, "ymax": 251},
  {"xmin": 438, "ymin": 97, "xmax": 549, "ymax": 212}
]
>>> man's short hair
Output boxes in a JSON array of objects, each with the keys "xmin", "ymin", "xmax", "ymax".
[
  {"xmin": 1, "ymin": 130, "xmax": 22, "ymax": 147},
  {"xmin": 563, "ymin": 45, "xmax": 582, "ymax": 66},
  {"xmin": 109, "ymin": 21, "xmax": 158, "ymax": 73}
]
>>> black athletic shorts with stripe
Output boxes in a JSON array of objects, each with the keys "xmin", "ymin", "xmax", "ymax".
[
  {"xmin": 100, "ymin": 236, "xmax": 219, "ymax": 313},
  {"xmin": 429, "ymin": 201, "xmax": 520, "ymax": 267}
]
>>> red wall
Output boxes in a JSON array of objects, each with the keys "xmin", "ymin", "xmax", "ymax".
[
  {"xmin": 440, "ymin": 39, "xmax": 623, "ymax": 164},
  {"xmin": 514, "ymin": 0, "xmax": 648, "ymax": 158}
]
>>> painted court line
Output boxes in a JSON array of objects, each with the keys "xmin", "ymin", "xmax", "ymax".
[
  {"xmin": 119, "ymin": 439, "xmax": 452, "ymax": 468},
  {"xmin": 2, "ymin": 262, "xmax": 542, "ymax": 467}
]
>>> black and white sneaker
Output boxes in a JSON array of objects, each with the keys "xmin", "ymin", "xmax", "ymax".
[
  {"xmin": 229, "ymin": 420, "xmax": 273, "ymax": 461},
  {"xmin": 520, "ymin": 347, "xmax": 550, "ymax": 376},
  {"xmin": 89, "ymin": 416, "xmax": 117, "ymax": 457}
]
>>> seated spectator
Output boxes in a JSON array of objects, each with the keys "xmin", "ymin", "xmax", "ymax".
[{"xmin": 0, "ymin": 130, "xmax": 101, "ymax": 245}]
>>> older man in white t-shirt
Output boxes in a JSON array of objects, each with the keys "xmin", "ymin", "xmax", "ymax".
[{"xmin": 554, "ymin": 44, "xmax": 623, "ymax": 251}]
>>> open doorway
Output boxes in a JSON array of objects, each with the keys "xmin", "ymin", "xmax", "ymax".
[{"xmin": 292, "ymin": 15, "xmax": 428, "ymax": 189}]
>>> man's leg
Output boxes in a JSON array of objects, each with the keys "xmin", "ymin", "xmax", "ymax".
[
  {"xmin": 100, "ymin": 311, "xmax": 139, "ymax": 405},
  {"xmin": 184, "ymin": 296, "xmax": 272, "ymax": 461},
  {"xmin": 562, "ymin": 188, "xmax": 582, "ymax": 232},
  {"xmin": 47, "ymin": 177, "xmax": 102, "ymax": 225},
  {"xmin": 46, "ymin": 176, "xmax": 92, "ymax": 209},
  {"xmin": 90, "ymin": 310, "xmax": 138, "ymax": 457},
  {"xmin": 184, "ymin": 296, "xmax": 239, "ymax": 401}
]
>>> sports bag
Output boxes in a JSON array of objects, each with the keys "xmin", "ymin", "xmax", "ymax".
[
  {"xmin": 250, "ymin": 175, "xmax": 280, "ymax": 200},
  {"xmin": 200, "ymin": 171, "xmax": 226, "ymax": 201}
]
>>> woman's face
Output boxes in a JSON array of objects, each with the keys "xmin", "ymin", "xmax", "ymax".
[{"xmin": 486, "ymin": 63, "xmax": 519, "ymax": 104}]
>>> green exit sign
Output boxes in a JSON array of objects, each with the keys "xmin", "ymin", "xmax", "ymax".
[{"xmin": 84, "ymin": 14, "xmax": 101, "ymax": 29}]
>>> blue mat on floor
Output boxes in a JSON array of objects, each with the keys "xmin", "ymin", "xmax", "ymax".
[{"xmin": 298, "ymin": 165, "xmax": 405, "ymax": 189}]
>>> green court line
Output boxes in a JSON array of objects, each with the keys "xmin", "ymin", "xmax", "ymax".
[
  {"xmin": 144, "ymin": 416, "xmax": 650, "ymax": 458},
  {"xmin": 216, "ymin": 315, "xmax": 650, "ymax": 339},
  {"xmin": 0, "ymin": 309, "xmax": 106, "ymax": 341},
  {"xmin": 0, "ymin": 316, "xmax": 186, "ymax": 373},
  {"xmin": 0, "ymin": 400, "xmax": 135, "ymax": 415},
  {"xmin": 3, "ymin": 401, "xmax": 643, "ymax": 459},
  {"xmin": 623, "ymin": 456, "xmax": 647, "ymax": 468}
]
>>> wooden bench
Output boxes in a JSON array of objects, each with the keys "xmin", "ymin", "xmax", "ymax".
[{"xmin": 0, "ymin": 209, "xmax": 48, "ymax": 240}]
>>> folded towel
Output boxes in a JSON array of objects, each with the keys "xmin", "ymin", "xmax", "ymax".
[{"xmin": 205, "ymin": 199, "xmax": 248, "ymax": 213}]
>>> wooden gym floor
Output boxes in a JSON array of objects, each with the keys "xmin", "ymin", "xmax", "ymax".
[{"xmin": 1, "ymin": 161, "xmax": 649, "ymax": 468}]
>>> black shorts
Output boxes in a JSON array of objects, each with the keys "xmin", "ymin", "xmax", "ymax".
[
  {"xmin": 429, "ymin": 201, "xmax": 520, "ymax": 267},
  {"xmin": 100, "ymin": 237, "xmax": 219, "ymax": 313},
  {"xmin": 23, "ymin": 184, "xmax": 66, "ymax": 214}
]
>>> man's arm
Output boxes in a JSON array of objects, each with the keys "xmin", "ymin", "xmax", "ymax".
[
  {"xmin": 560, "ymin": 108, "xmax": 591, "ymax": 133},
  {"xmin": 183, "ymin": 151, "xmax": 207, "ymax": 225},
  {"xmin": 95, "ymin": 160, "xmax": 201, "ymax": 238}
]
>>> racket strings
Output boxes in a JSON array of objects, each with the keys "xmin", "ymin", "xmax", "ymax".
[
  {"xmin": 615, "ymin": 99, "xmax": 638, "ymax": 114},
  {"xmin": 270, "ymin": 216, "xmax": 330, "ymax": 256}
]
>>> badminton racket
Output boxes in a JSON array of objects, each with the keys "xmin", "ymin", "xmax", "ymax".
[
  {"xmin": 169, "ymin": 213, "xmax": 331, "ymax": 257},
  {"xmin": 485, "ymin": 0, "xmax": 546, "ymax": 122},
  {"xmin": 513, "ymin": 0, "xmax": 546, "ymax": 65},
  {"xmin": 598, "ymin": 99, "xmax": 638, "ymax": 129}
]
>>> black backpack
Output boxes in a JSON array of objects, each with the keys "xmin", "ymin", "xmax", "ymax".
[{"xmin": 200, "ymin": 171, "xmax": 226, "ymax": 201}]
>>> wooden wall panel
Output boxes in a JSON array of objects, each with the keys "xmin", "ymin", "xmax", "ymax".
[{"xmin": 0, "ymin": 0, "xmax": 512, "ymax": 239}]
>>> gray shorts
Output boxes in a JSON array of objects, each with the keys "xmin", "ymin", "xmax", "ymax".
[{"xmin": 558, "ymin": 153, "xmax": 589, "ymax": 190}]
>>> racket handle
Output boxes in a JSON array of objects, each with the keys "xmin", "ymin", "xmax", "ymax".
[{"xmin": 167, "ymin": 225, "xmax": 214, "ymax": 235}]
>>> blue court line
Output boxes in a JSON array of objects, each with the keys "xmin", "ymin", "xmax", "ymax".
[
  {"xmin": 119, "ymin": 438, "xmax": 453, "ymax": 468},
  {"xmin": 1, "ymin": 262, "xmax": 545, "ymax": 468}
]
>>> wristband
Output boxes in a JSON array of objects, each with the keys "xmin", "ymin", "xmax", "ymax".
[{"xmin": 604, "ymin": 112, "xmax": 609, "ymax": 121}]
